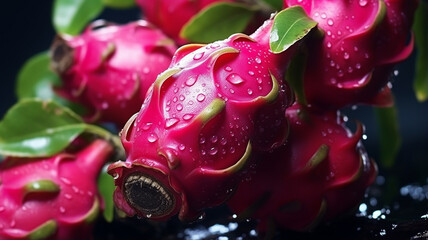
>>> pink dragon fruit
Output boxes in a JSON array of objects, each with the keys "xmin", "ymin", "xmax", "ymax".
[
  {"xmin": 135, "ymin": 0, "xmax": 233, "ymax": 44},
  {"xmin": 50, "ymin": 20, "xmax": 177, "ymax": 128},
  {"xmin": 0, "ymin": 139, "xmax": 113, "ymax": 240},
  {"xmin": 107, "ymin": 19, "xmax": 295, "ymax": 222},
  {"xmin": 228, "ymin": 103, "xmax": 377, "ymax": 231},
  {"xmin": 283, "ymin": 0, "xmax": 418, "ymax": 110}
]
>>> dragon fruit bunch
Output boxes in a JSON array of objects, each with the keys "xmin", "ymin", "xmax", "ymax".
[
  {"xmin": 283, "ymin": 0, "xmax": 418, "ymax": 110},
  {"xmin": 228, "ymin": 104, "xmax": 377, "ymax": 231},
  {"xmin": 50, "ymin": 20, "xmax": 177, "ymax": 128},
  {"xmin": 107, "ymin": 19, "xmax": 295, "ymax": 222},
  {"xmin": 0, "ymin": 139, "xmax": 113, "ymax": 240}
]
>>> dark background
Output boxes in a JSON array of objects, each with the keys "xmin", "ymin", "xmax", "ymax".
[{"xmin": 2, "ymin": 1, "xmax": 427, "ymax": 177}]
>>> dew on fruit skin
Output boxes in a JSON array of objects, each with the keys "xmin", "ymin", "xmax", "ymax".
[
  {"xmin": 193, "ymin": 52, "xmax": 204, "ymax": 60},
  {"xmin": 200, "ymin": 137, "xmax": 206, "ymax": 144},
  {"xmin": 185, "ymin": 76, "xmax": 198, "ymax": 86},
  {"xmin": 225, "ymin": 66, "xmax": 233, "ymax": 72},
  {"xmin": 61, "ymin": 177, "xmax": 72, "ymax": 185},
  {"xmin": 183, "ymin": 114, "xmax": 194, "ymax": 121},
  {"xmin": 227, "ymin": 74, "xmax": 245, "ymax": 85},
  {"xmin": 176, "ymin": 104, "xmax": 183, "ymax": 111},
  {"xmin": 255, "ymin": 57, "xmax": 261, "ymax": 64},
  {"xmin": 359, "ymin": 0, "xmax": 368, "ymax": 7},
  {"xmin": 326, "ymin": 42, "xmax": 332, "ymax": 48},
  {"xmin": 142, "ymin": 123, "xmax": 152, "ymax": 131},
  {"xmin": 165, "ymin": 118, "xmax": 179, "ymax": 128},
  {"xmin": 229, "ymin": 89, "xmax": 235, "ymax": 94},
  {"xmin": 209, "ymin": 147, "xmax": 218, "ymax": 155},
  {"xmin": 344, "ymin": 52, "xmax": 350, "ymax": 60},
  {"xmin": 197, "ymin": 94, "xmax": 206, "ymax": 102},
  {"xmin": 65, "ymin": 194, "xmax": 73, "ymax": 200},
  {"xmin": 247, "ymin": 89, "xmax": 253, "ymax": 95},
  {"xmin": 327, "ymin": 18, "xmax": 334, "ymax": 26},
  {"xmin": 211, "ymin": 135, "xmax": 218, "ymax": 143},
  {"xmin": 179, "ymin": 144, "xmax": 186, "ymax": 151},
  {"xmin": 147, "ymin": 133, "xmax": 159, "ymax": 143},
  {"xmin": 59, "ymin": 206, "xmax": 66, "ymax": 213}
]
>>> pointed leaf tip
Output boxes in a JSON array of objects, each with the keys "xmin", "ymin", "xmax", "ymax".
[{"xmin": 270, "ymin": 6, "xmax": 317, "ymax": 53}]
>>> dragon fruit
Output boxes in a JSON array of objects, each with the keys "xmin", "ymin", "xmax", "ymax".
[
  {"xmin": 107, "ymin": 19, "xmax": 295, "ymax": 222},
  {"xmin": 228, "ymin": 103, "xmax": 377, "ymax": 231},
  {"xmin": 50, "ymin": 20, "xmax": 177, "ymax": 128},
  {"xmin": 283, "ymin": 0, "xmax": 418, "ymax": 110},
  {"xmin": 135, "ymin": 0, "xmax": 233, "ymax": 44},
  {"xmin": 0, "ymin": 139, "xmax": 113, "ymax": 240}
]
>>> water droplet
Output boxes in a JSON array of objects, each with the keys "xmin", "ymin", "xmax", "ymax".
[
  {"xmin": 321, "ymin": 13, "xmax": 327, "ymax": 19},
  {"xmin": 65, "ymin": 194, "xmax": 72, "ymax": 200},
  {"xmin": 220, "ymin": 138, "xmax": 227, "ymax": 145},
  {"xmin": 142, "ymin": 123, "xmax": 152, "ymax": 131},
  {"xmin": 230, "ymin": 147, "xmax": 236, "ymax": 154},
  {"xmin": 146, "ymin": 214, "xmax": 152, "ymax": 218},
  {"xmin": 356, "ymin": 63, "xmax": 362, "ymax": 69},
  {"xmin": 165, "ymin": 118, "xmax": 179, "ymax": 128},
  {"xmin": 60, "ymin": 207, "xmax": 66, "ymax": 213},
  {"xmin": 185, "ymin": 76, "xmax": 197, "ymax": 86},
  {"xmin": 227, "ymin": 74, "xmax": 245, "ymax": 85},
  {"xmin": 327, "ymin": 18, "xmax": 334, "ymax": 26},
  {"xmin": 359, "ymin": 0, "xmax": 368, "ymax": 7},
  {"xmin": 393, "ymin": 70, "xmax": 399, "ymax": 76},
  {"xmin": 179, "ymin": 144, "xmax": 186, "ymax": 151},
  {"xmin": 248, "ymin": 71, "xmax": 255, "ymax": 76},
  {"xmin": 229, "ymin": 89, "xmax": 235, "ymax": 94},
  {"xmin": 176, "ymin": 104, "xmax": 183, "ymax": 111},
  {"xmin": 255, "ymin": 57, "xmax": 261, "ymax": 64},
  {"xmin": 348, "ymin": 67, "xmax": 354, "ymax": 73},
  {"xmin": 337, "ymin": 70, "xmax": 344, "ymax": 77},
  {"xmin": 197, "ymin": 93, "xmax": 206, "ymax": 102},
  {"xmin": 330, "ymin": 60, "xmax": 336, "ymax": 67},
  {"xmin": 344, "ymin": 52, "xmax": 350, "ymax": 59},
  {"xmin": 61, "ymin": 177, "xmax": 72, "ymax": 185},
  {"xmin": 200, "ymin": 137, "xmax": 206, "ymax": 144},
  {"xmin": 225, "ymin": 66, "xmax": 233, "ymax": 72},
  {"xmin": 193, "ymin": 52, "xmax": 204, "ymax": 60},
  {"xmin": 211, "ymin": 135, "xmax": 218, "ymax": 143},
  {"xmin": 247, "ymin": 89, "xmax": 253, "ymax": 95},
  {"xmin": 147, "ymin": 133, "xmax": 158, "ymax": 143},
  {"xmin": 183, "ymin": 114, "xmax": 194, "ymax": 121},
  {"xmin": 209, "ymin": 147, "xmax": 218, "ymax": 155}
]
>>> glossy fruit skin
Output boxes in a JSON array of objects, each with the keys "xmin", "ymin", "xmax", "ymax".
[
  {"xmin": 135, "ymin": 0, "xmax": 233, "ymax": 44},
  {"xmin": 283, "ymin": 0, "xmax": 418, "ymax": 110},
  {"xmin": 108, "ymin": 20, "xmax": 295, "ymax": 222},
  {"xmin": 227, "ymin": 104, "xmax": 377, "ymax": 231},
  {"xmin": 0, "ymin": 140, "xmax": 113, "ymax": 240},
  {"xmin": 51, "ymin": 20, "xmax": 177, "ymax": 128}
]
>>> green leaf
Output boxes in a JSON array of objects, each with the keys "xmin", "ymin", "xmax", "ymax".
[
  {"xmin": 98, "ymin": 165, "xmax": 115, "ymax": 222},
  {"xmin": 53, "ymin": 0, "xmax": 104, "ymax": 35},
  {"xmin": 16, "ymin": 52, "xmax": 61, "ymax": 101},
  {"xmin": 180, "ymin": 2, "xmax": 257, "ymax": 43},
  {"xmin": 0, "ymin": 99, "xmax": 86, "ymax": 157},
  {"xmin": 102, "ymin": 0, "xmax": 135, "ymax": 9},
  {"xmin": 270, "ymin": 6, "xmax": 317, "ymax": 53},
  {"xmin": 263, "ymin": 0, "xmax": 283, "ymax": 11},
  {"xmin": 413, "ymin": 0, "xmax": 428, "ymax": 102},
  {"xmin": 375, "ymin": 104, "xmax": 401, "ymax": 168}
]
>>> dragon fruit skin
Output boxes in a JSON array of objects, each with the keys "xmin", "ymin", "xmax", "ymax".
[
  {"xmin": 51, "ymin": 20, "xmax": 177, "ymax": 128},
  {"xmin": 227, "ymin": 103, "xmax": 377, "ymax": 231},
  {"xmin": 0, "ymin": 140, "xmax": 113, "ymax": 240},
  {"xmin": 108, "ymin": 20, "xmax": 295, "ymax": 222},
  {"xmin": 283, "ymin": 0, "xmax": 418, "ymax": 110},
  {"xmin": 135, "ymin": 0, "xmax": 233, "ymax": 44}
]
